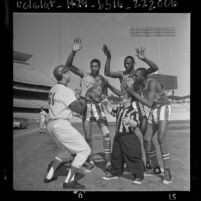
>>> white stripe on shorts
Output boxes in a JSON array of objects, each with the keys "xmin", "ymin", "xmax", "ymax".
[{"xmin": 148, "ymin": 104, "xmax": 171, "ymax": 124}]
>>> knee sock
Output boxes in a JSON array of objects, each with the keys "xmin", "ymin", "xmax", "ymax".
[
  {"xmin": 149, "ymin": 141, "xmax": 160, "ymax": 168},
  {"xmin": 103, "ymin": 134, "xmax": 111, "ymax": 165},
  {"xmin": 85, "ymin": 136, "xmax": 93, "ymax": 162},
  {"xmin": 46, "ymin": 157, "xmax": 62, "ymax": 179},
  {"xmin": 64, "ymin": 166, "xmax": 78, "ymax": 183},
  {"xmin": 160, "ymin": 142, "xmax": 171, "ymax": 170}
]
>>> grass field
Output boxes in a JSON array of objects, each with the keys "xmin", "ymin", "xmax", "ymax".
[{"xmin": 13, "ymin": 120, "xmax": 190, "ymax": 191}]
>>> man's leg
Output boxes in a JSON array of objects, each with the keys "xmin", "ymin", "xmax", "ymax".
[
  {"xmin": 140, "ymin": 116, "xmax": 160, "ymax": 172},
  {"xmin": 102, "ymin": 134, "xmax": 123, "ymax": 180},
  {"xmin": 158, "ymin": 119, "xmax": 172, "ymax": 184},
  {"xmin": 82, "ymin": 118, "xmax": 94, "ymax": 162},
  {"xmin": 55, "ymin": 121, "xmax": 91, "ymax": 189},
  {"xmin": 40, "ymin": 120, "xmax": 43, "ymax": 134},
  {"xmin": 120, "ymin": 134, "xmax": 144, "ymax": 184},
  {"xmin": 148, "ymin": 128, "xmax": 162, "ymax": 174},
  {"xmin": 82, "ymin": 104, "xmax": 94, "ymax": 166},
  {"xmin": 44, "ymin": 121, "xmax": 74, "ymax": 183},
  {"xmin": 97, "ymin": 120, "xmax": 112, "ymax": 171},
  {"xmin": 143, "ymin": 122, "xmax": 154, "ymax": 170}
]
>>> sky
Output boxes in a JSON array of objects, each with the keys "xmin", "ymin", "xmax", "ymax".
[{"xmin": 13, "ymin": 13, "xmax": 190, "ymax": 96}]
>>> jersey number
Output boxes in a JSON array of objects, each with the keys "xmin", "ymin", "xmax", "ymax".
[{"xmin": 48, "ymin": 92, "xmax": 56, "ymax": 106}]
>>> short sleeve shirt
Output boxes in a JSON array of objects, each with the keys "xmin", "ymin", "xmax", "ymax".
[
  {"xmin": 40, "ymin": 110, "xmax": 46, "ymax": 120},
  {"xmin": 81, "ymin": 73, "xmax": 109, "ymax": 103},
  {"xmin": 48, "ymin": 84, "xmax": 77, "ymax": 119}
]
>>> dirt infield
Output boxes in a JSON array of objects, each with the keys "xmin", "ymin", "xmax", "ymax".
[{"xmin": 13, "ymin": 120, "xmax": 190, "ymax": 191}]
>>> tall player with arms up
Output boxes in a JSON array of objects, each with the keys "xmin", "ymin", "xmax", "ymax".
[
  {"xmin": 103, "ymin": 45, "xmax": 162, "ymax": 175},
  {"xmin": 66, "ymin": 38, "xmax": 121, "ymax": 173}
]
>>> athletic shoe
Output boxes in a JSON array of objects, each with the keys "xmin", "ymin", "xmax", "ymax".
[
  {"xmin": 162, "ymin": 169, "xmax": 172, "ymax": 184},
  {"xmin": 144, "ymin": 167, "xmax": 162, "ymax": 176},
  {"xmin": 63, "ymin": 181, "xmax": 85, "ymax": 189},
  {"xmin": 146, "ymin": 162, "xmax": 152, "ymax": 170},
  {"xmin": 102, "ymin": 172, "xmax": 119, "ymax": 180},
  {"xmin": 133, "ymin": 178, "xmax": 143, "ymax": 185},
  {"xmin": 43, "ymin": 176, "xmax": 57, "ymax": 183},
  {"xmin": 44, "ymin": 162, "xmax": 57, "ymax": 183},
  {"xmin": 84, "ymin": 161, "xmax": 95, "ymax": 172}
]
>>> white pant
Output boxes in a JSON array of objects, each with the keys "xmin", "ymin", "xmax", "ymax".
[
  {"xmin": 40, "ymin": 119, "xmax": 46, "ymax": 129},
  {"xmin": 47, "ymin": 119, "xmax": 91, "ymax": 168}
]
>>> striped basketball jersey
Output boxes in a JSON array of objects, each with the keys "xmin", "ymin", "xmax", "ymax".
[
  {"xmin": 111, "ymin": 103, "xmax": 140, "ymax": 134},
  {"xmin": 81, "ymin": 73, "xmax": 108, "ymax": 103},
  {"xmin": 119, "ymin": 71, "xmax": 136, "ymax": 92}
]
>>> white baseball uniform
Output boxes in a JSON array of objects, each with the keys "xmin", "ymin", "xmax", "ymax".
[{"xmin": 47, "ymin": 84, "xmax": 90, "ymax": 168}]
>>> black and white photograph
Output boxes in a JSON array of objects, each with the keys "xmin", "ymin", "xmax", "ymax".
[{"xmin": 12, "ymin": 9, "xmax": 191, "ymax": 192}]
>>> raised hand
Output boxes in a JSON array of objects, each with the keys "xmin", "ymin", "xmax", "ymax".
[
  {"xmin": 73, "ymin": 38, "xmax": 82, "ymax": 52},
  {"xmin": 136, "ymin": 47, "xmax": 146, "ymax": 60},
  {"xmin": 102, "ymin": 44, "xmax": 111, "ymax": 58}
]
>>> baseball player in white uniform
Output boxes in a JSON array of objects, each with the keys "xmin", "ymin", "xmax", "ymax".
[
  {"xmin": 39, "ymin": 107, "xmax": 47, "ymax": 134},
  {"xmin": 43, "ymin": 64, "xmax": 91, "ymax": 189}
]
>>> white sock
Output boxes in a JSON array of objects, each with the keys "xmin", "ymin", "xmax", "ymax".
[
  {"xmin": 64, "ymin": 169, "xmax": 75, "ymax": 183},
  {"xmin": 46, "ymin": 167, "xmax": 54, "ymax": 179}
]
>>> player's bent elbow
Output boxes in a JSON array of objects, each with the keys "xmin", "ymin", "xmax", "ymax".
[{"xmin": 69, "ymin": 101, "xmax": 86, "ymax": 114}]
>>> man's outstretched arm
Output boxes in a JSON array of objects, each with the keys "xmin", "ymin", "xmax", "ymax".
[
  {"xmin": 135, "ymin": 47, "xmax": 159, "ymax": 75},
  {"xmin": 102, "ymin": 44, "xmax": 122, "ymax": 79},
  {"xmin": 126, "ymin": 81, "xmax": 156, "ymax": 108},
  {"xmin": 107, "ymin": 82, "xmax": 123, "ymax": 97},
  {"xmin": 66, "ymin": 38, "xmax": 84, "ymax": 78}
]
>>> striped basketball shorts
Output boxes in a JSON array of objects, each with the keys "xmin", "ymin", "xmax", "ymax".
[
  {"xmin": 85, "ymin": 102, "xmax": 108, "ymax": 125},
  {"xmin": 147, "ymin": 104, "xmax": 171, "ymax": 124}
]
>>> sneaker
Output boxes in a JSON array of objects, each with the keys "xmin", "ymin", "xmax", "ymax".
[
  {"xmin": 84, "ymin": 161, "xmax": 95, "ymax": 172},
  {"xmin": 144, "ymin": 167, "xmax": 162, "ymax": 176},
  {"xmin": 43, "ymin": 176, "xmax": 57, "ymax": 183},
  {"xmin": 133, "ymin": 178, "xmax": 143, "ymax": 185},
  {"xmin": 63, "ymin": 181, "xmax": 85, "ymax": 189},
  {"xmin": 162, "ymin": 169, "xmax": 172, "ymax": 184},
  {"xmin": 102, "ymin": 172, "xmax": 119, "ymax": 180},
  {"xmin": 153, "ymin": 167, "xmax": 162, "ymax": 175}
]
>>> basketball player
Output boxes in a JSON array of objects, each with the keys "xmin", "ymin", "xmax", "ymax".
[
  {"xmin": 102, "ymin": 44, "xmax": 162, "ymax": 175},
  {"xmin": 65, "ymin": 38, "xmax": 121, "ymax": 173},
  {"xmin": 125, "ymin": 68, "xmax": 172, "ymax": 184}
]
